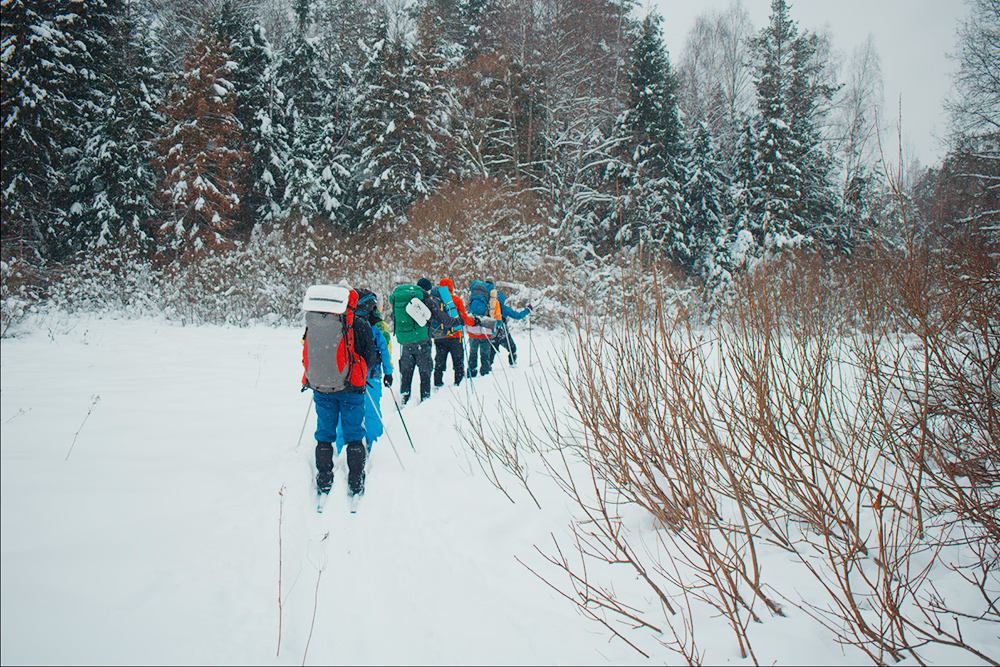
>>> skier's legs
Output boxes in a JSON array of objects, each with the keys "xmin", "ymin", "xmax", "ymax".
[
  {"xmin": 415, "ymin": 341, "xmax": 433, "ymax": 400},
  {"xmin": 468, "ymin": 337, "xmax": 481, "ymax": 377},
  {"xmin": 433, "ymin": 339, "xmax": 449, "ymax": 387},
  {"xmin": 363, "ymin": 379, "xmax": 383, "ymax": 449},
  {"xmin": 497, "ymin": 326, "xmax": 517, "ymax": 365},
  {"xmin": 448, "ymin": 337, "xmax": 465, "ymax": 384},
  {"xmin": 346, "ymin": 440, "xmax": 366, "ymax": 495},
  {"xmin": 399, "ymin": 343, "xmax": 417, "ymax": 401},
  {"xmin": 482, "ymin": 337, "xmax": 496, "ymax": 375},
  {"xmin": 313, "ymin": 391, "xmax": 341, "ymax": 443},
  {"xmin": 336, "ymin": 392, "xmax": 366, "ymax": 443},
  {"xmin": 315, "ymin": 440, "xmax": 334, "ymax": 492},
  {"xmin": 312, "ymin": 391, "xmax": 342, "ymax": 492}
]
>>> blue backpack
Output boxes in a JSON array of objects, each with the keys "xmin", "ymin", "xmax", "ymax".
[{"xmin": 467, "ymin": 280, "xmax": 493, "ymax": 317}]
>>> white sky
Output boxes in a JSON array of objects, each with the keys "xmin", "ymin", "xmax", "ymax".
[{"xmin": 650, "ymin": 0, "xmax": 969, "ymax": 167}]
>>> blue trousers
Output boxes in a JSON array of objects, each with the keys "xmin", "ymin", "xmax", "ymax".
[
  {"xmin": 336, "ymin": 378, "xmax": 384, "ymax": 452},
  {"xmin": 314, "ymin": 390, "xmax": 365, "ymax": 446}
]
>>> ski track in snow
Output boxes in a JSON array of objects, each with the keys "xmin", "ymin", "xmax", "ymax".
[{"xmin": 0, "ymin": 315, "xmax": 628, "ymax": 666}]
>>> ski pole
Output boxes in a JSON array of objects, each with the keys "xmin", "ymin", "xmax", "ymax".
[
  {"xmin": 295, "ymin": 397, "xmax": 312, "ymax": 450},
  {"xmin": 366, "ymin": 386, "xmax": 405, "ymax": 471},
  {"xmin": 461, "ymin": 331, "xmax": 474, "ymax": 395},
  {"xmin": 387, "ymin": 386, "xmax": 417, "ymax": 451}
]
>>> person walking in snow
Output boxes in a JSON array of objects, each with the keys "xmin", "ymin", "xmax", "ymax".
[
  {"xmin": 390, "ymin": 277, "xmax": 464, "ymax": 404},
  {"xmin": 488, "ymin": 282, "xmax": 532, "ymax": 367},
  {"xmin": 465, "ymin": 279, "xmax": 500, "ymax": 378},
  {"xmin": 432, "ymin": 278, "xmax": 478, "ymax": 387},
  {"xmin": 335, "ymin": 288, "xmax": 392, "ymax": 453},
  {"xmin": 302, "ymin": 284, "xmax": 380, "ymax": 499}
]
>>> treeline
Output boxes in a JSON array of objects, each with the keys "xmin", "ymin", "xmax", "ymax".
[{"xmin": 1, "ymin": 0, "xmax": 996, "ymax": 323}]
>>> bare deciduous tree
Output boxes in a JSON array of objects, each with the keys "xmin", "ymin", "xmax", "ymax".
[
  {"xmin": 946, "ymin": 0, "xmax": 1000, "ymax": 138},
  {"xmin": 678, "ymin": 1, "xmax": 756, "ymax": 156},
  {"xmin": 828, "ymin": 35, "xmax": 885, "ymax": 197}
]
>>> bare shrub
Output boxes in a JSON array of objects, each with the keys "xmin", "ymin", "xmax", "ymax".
[
  {"xmin": 1, "ymin": 253, "xmax": 52, "ymax": 337},
  {"xmin": 491, "ymin": 246, "xmax": 998, "ymax": 664},
  {"xmin": 400, "ymin": 176, "xmax": 568, "ymax": 318}
]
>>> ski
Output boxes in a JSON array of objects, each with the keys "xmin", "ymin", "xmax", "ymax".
[
  {"xmin": 349, "ymin": 494, "xmax": 362, "ymax": 513},
  {"xmin": 317, "ymin": 491, "xmax": 330, "ymax": 513}
]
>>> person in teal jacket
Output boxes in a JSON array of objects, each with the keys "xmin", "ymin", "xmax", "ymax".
[
  {"xmin": 337, "ymin": 288, "xmax": 393, "ymax": 453},
  {"xmin": 488, "ymin": 283, "xmax": 532, "ymax": 367}
]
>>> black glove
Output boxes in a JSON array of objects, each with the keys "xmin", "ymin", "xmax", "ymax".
[
  {"xmin": 527, "ymin": 304, "xmax": 534, "ymax": 312},
  {"xmin": 473, "ymin": 316, "xmax": 481, "ymax": 325},
  {"xmin": 383, "ymin": 374, "xmax": 393, "ymax": 388}
]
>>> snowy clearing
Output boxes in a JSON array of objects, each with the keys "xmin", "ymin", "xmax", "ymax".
[{"xmin": 1, "ymin": 314, "xmax": 996, "ymax": 665}]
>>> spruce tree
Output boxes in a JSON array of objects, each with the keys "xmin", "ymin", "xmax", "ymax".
[
  {"xmin": 684, "ymin": 122, "xmax": 731, "ymax": 280},
  {"xmin": 612, "ymin": 12, "xmax": 688, "ymax": 264},
  {"xmin": 279, "ymin": 0, "xmax": 349, "ymax": 229},
  {"xmin": 738, "ymin": 0, "xmax": 839, "ymax": 255},
  {"xmin": 1, "ymin": 0, "xmax": 99, "ymax": 259},
  {"xmin": 69, "ymin": 0, "xmax": 161, "ymax": 257},
  {"xmin": 787, "ymin": 31, "xmax": 839, "ymax": 242},
  {"xmin": 153, "ymin": 22, "xmax": 247, "ymax": 258},
  {"xmin": 317, "ymin": 0, "xmax": 378, "ymax": 79},
  {"xmin": 744, "ymin": 0, "xmax": 806, "ymax": 252},
  {"xmin": 215, "ymin": 0, "xmax": 289, "ymax": 234},
  {"xmin": 352, "ymin": 21, "xmax": 442, "ymax": 227}
]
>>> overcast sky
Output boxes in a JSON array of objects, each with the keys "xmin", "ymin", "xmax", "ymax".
[{"xmin": 649, "ymin": 0, "xmax": 969, "ymax": 167}]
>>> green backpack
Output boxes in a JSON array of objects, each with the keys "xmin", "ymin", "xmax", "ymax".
[{"xmin": 391, "ymin": 284, "xmax": 429, "ymax": 345}]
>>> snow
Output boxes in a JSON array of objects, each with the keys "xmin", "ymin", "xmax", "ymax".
[
  {"xmin": 2, "ymin": 314, "xmax": 997, "ymax": 665},
  {"xmin": 0, "ymin": 315, "xmax": 639, "ymax": 665}
]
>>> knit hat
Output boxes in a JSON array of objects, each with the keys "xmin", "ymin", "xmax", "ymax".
[{"xmin": 417, "ymin": 277, "xmax": 433, "ymax": 291}]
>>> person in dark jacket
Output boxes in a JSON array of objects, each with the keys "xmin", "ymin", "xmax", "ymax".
[
  {"xmin": 306, "ymin": 287, "xmax": 379, "ymax": 497},
  {"xmin": 396, "ymin": 277, "xmax": 465, "ymax": 404},
  {"xmin": 432, "ymin": 278, "xmax": 477, "ymax": 387}
]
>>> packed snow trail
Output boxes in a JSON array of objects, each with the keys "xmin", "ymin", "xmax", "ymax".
[{"xmin": 1, "ymin": 315, "xmax": 637, "ymax": 665}]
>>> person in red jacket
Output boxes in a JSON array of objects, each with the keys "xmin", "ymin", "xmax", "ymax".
[{"xmin": 434, "ymin": 278, "xmax": 477, "ymax": 387}]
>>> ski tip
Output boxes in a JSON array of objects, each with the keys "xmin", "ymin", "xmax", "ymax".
[{"xmin": 317, "ymin": 491, "xmax": 330, "ymax": 513}]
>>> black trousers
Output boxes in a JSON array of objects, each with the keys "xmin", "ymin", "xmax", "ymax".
[
  {"xmin": 434, "ymin": 336, "xmax": 465, "ymax": 386},
  {"xmin": 468, "ymin": 337, "xmax": 493, "ymax": 377},
  {"xmin": 399, "ymin": 340, "xmax": 433, "ymax": 401},
  {"xmin": 315, "ymin": 439, "xmax": 366, "ymax": 495},
  {"xmin": 490, "ymin": 323, "xmax": 517, "ymax": 365},
  {"xmin": 315, "ymin": 440, "xmax": 334, "ymax": 492}
]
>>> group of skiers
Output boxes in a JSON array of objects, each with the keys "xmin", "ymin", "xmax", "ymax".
[{"xmin": 300, "ymin": 277, "xmax": 532, "ymax": 505}]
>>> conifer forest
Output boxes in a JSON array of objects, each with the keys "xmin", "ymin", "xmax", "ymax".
[{"xmin": 1, "ymin": 0, "xmax": 996, "ymax": 323}]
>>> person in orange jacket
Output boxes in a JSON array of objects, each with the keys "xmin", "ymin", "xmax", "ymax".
[{"xmin": 433, "ymin": 278, "xmax": 478, "ymax": 387}]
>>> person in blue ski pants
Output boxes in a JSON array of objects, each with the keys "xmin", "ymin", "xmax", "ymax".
[
  {"xmin": 336, "ymin": 289, "xmax": 393, "ymax": 453},
  {"xmin": 307, "ymin": 289, "xmax": 378, "ymax": 497}
]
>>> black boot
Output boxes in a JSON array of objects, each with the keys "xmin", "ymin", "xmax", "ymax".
[
  {"xmin": 346, "ymin": 440, "xmax": 366, "ymax": 496},
  {"xmin": 315, "ymin": 441, "xmax": 334, "ymax": 493}
]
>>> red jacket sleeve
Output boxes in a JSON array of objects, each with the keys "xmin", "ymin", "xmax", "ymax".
[{"xmin": 453, "ymin": 295, "xmax": 476, "ymax": 326}]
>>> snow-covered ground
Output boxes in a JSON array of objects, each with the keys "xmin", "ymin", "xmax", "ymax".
[
  {"xmin": 2, "ymin": 314, "xmax": 997, "ymax": 665},
  {"xmin": 1, "ymin": 314, "xmax": 639, "ymax": 665}
]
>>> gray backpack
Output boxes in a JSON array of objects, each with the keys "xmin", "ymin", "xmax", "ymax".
[{"xmin": 302, "ymin": 285, "xmax": 367, "ymax": 394}]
